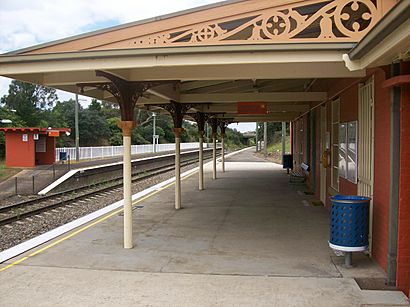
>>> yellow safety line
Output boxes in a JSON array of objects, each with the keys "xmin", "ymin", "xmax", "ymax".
[{"xmin": 0, "ymin": 170, "xmax": 198, "ymax": 273}]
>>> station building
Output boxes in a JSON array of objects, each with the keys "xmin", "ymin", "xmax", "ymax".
[
  {"xmin": 0, "ymin": 127, "xmax": 70, "ymax": 168},
  {"xmin": 0, "ymin": 0, "xmax": 409, "ymax": 298}
]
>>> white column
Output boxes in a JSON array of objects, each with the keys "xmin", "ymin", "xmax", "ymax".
[
  {"xmin": 199, "ymin": 131, "xmax": 204, "ymax": 190},
  {"xmin": 282, "ymin": 122, "xmax": 286, "ymax": 164},
  {"xmin": 213, "ymin": 134, "xmax": 217, "ymax": 180},
  {"xmin": 255, "ymin": 122, "xmax": 259, "ymax": 152},
  {"xmin": 174, "ymin": 128, "xmax": 182, "ymax": 209},
  {"xmin": 221, "ymin": 134, "xmax": 225, "ymax": 172},
  {"xmin": 264, "ymin": 122, "xmax": 268, "ymax": 158},
  {"xmin": 118, "ymin": 121, "xmax": 134, "ymax": 249}
]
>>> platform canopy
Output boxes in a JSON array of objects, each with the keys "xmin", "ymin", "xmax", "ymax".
[{"xmin": 0, "ymin": 0, "xmax": 406, "ymax": 123}]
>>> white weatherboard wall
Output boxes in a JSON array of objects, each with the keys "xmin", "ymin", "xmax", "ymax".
[{"xmin": 56, "ymin": 143, "xmax": 204, "ymax": 161}]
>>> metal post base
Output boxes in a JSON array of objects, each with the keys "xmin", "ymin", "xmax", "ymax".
[{"xmin": 344, "ymin": 252, "xmax": 353, "ymax": 267}]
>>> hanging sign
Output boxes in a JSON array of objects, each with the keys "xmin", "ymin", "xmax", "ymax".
[
  {"xmin": 48, "ymin": 130, "xmax": 60, "ymax": 137},
  {"xmin": 237, "ymin": 102, "xmax": 268, "ymax": 115}
]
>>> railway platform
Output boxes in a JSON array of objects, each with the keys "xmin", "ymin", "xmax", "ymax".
[{"xmin": 0, "ymin": 148, "xmax": 408, "ymax": 306}]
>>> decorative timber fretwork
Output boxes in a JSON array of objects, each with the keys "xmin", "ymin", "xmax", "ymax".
[
  {"xmin": 132, "ymin": 0, "xmax": 384, "ymax": 47},
  {"xmin": 190, "ymin": 112, "xmax": 209, "ymax": 133},
  {"xmin": 77, "ymin": 71, "xmax": 164, "ymax": 121},
  {"xmin": 160, "ymin": 102, "xmax": 195, "ymax": 129}
]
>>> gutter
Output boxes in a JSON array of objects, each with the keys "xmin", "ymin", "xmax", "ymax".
[
  {"xmin": 0, "ymin": 43, "xmax": 356, "ymax": 65},
  {"xmin": 349, "ymin": 0, "xmax": 410, "ymax": 61},
  {"xmin": 343, "ymin": 1, "xmax": 410, "ymax": 71}
]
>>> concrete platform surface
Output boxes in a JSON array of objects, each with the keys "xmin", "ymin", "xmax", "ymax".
[{"xmin": 0, "ymin": 147, "xmax": 409, "ymax": 306}]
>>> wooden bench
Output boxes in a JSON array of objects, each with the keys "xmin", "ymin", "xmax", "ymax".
[{"xmin": 290, "ymin": 163, "xmax": 309, "ymax": 183}]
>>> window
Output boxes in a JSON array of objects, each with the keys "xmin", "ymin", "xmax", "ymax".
[
  {"xmin": 331, "ymin": 99, "xmax": 340, "ymax": 191},
  {"xmin": 339, "ymin": 123, "xmax": 347, "ymax": 178},
  {"xmin": 338, "ymin": 121, "xmax": 357, "ymax": 183}
]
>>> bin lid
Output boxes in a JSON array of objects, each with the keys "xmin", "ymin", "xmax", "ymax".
[{"xmin": 331, "ymin": 195, "xmax": 371, "ymax": 203}]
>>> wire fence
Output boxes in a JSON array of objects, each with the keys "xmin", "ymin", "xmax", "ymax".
[{"xmin": 55, "ymin": 142, "xmax": 209, "ymax": 161}]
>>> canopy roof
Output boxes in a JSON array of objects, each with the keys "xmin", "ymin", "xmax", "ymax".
[
  {"xmin": 0, "ymin": 127, "xmax": 71, "ymax": 135},
  {"xmin": 0, "ymin": 0, "xmax": 406, "ymax": 123}
]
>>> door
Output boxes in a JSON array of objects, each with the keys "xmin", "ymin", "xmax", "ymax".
[
  {"xmin": 358, "ymin": 76, "xmax": 374, "ymax": 253},
  {"xmin": 320, "ymin": 106, "xmax": 327, "ymax": 205}
]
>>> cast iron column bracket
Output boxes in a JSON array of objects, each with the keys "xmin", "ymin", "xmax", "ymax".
[
  {"xmin": 191, "ymin": 112, "xmax": 209, "ymax": 133},
  {"xmin": 156, "ymin": 102, "xmax": 195, "ymax": 129},
  {"xmin": 77, "ymin": 70, "xmax": 168, "ymax": 121}
]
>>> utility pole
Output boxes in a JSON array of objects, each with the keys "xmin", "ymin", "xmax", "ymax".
[
  {"xmin": 152, "ymin": 112, "xmax": 157, "ymax": 153},
  {"xmin": 75, "ymin": 94, "xmax": 80, "ymax": 162},
  {"xmin": 282, "ymin": 122, "xmax": 286, "ymax": 164},
  {"xmin": 264, "ymin": 122, "xmax": 268, "ymax": 158}
]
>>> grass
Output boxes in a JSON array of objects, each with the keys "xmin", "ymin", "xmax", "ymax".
[
  {"xmin": 267, "ymin": 136, "xmax": 291, "ymax": 155},
  {"xmin": 0, "ymin": 161, "xmax": 21, "ymax": 183}
]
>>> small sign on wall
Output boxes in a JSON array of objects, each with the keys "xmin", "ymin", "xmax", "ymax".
[
  {"xmin": 22, "ymin": 134, "xmax": 28, "ymax": 142},
  {"xmin": 33, "ymin": 134, "xmax": 39, "ymax": 140}
]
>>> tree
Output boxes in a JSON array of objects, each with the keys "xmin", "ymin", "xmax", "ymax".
[{"xmin": 0, "ymin": 80, "xmax": 57, "ymax": 127}]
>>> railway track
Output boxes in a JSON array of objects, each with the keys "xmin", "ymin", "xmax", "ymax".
[{"xmin": 0, "ymin": 152, "xmax": 213, "ymax": 227}]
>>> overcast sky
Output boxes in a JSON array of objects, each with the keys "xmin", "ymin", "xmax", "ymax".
[{"xmin": 0, "ymin": 0, "xmax": 256, "ymax": 132}]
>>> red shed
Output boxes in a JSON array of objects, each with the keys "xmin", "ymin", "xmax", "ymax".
[{"xmin": 0, "ymin": 127, "xmax": 70, "ymax": 168}]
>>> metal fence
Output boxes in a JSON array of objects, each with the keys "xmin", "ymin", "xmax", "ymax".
[{"xmin": 56, "ymin": 142, "xmax": 206, "ymax": 161}]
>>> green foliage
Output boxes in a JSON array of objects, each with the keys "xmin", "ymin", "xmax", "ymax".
[
  {"xmin": 1, "ymin": 80, "xmax": 57, "ymax": 127},
  {"xmin": 225, "ymin": 127, "xmax": 246, "ymax": 150},
  {"xmin": 257, "ymin": 122, "xmax": 289, "ymax": 146}
]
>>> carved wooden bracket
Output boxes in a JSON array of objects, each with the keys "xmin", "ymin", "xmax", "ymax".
[
  {"xmin": 77, "ymin": 71, "xmax": 165, "ymax": 121},
  {"xmin": 131, "ymin": 0, "xmax": 383, "ymax": 47}
]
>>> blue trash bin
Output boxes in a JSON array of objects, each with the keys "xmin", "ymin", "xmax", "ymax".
[
  {"xmin": 283, "ymin": 154, "xmax": 293, "ymax": 170},
  {"xmin": 329, "ymin": 195, "xmax": 370, "ymax": 252},
  {"xmin": 59, "ymin": 151, "xmax": 67, "ymax": 161}
]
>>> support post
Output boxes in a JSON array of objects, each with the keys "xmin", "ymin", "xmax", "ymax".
[
  {"xmin": 152, "ymin": 113, "xmax": 157, "ymax": 153},
  {"xmin": 282, "ymin": 122, "xmax": 286, "ymax": 164},
  {"xmin": 174, "ymin": 128, "xmax": 183, "ymax": 209},
  {"xmin": 77, "ymin": 70, "xmax": 162, "ymax": 249},
  {"xmin": 192, "ymin": 112, "xmax": 207, "ymax": 191},
  {"xmin": 344, "ymin": 252, "xmax": 353, "ymax": 267},
  {"xmin": 387, "ymin": 63, "xmax": 401, "ymax": 286},
  {"xmin": 255, "ymin": 122, "xmax": 259, "ymax": 152},
  {"xmin": 199, "ymin": 131, "xmax": 204, "ymax": 190},
  {"xmin": 118, "ymin": 121, "xmax": 135, "ymax": 249},
  {"xmin": 221, "ymin": 135, "xmax": 225, "ymax": 172},
  {"xmin": 219, "ymin": 121, "xmax": 228, "ymax": 173},
  {"xmin": 75, "ymin": 94, "xmax": 80, "ymax": 162},
  {"xmin": 210, "ymin": 118, "xmax": 219, "ymax": 180},
  {"xmin": 160, "ymin": 102, "xmax": 194, "ymax": 209},
  {"xmin": 264, "ymin": 122, "xmax": 268, "ymax": 158}
]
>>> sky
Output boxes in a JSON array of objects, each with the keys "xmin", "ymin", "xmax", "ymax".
[{"xmin": 0, "ymin": 0, "xmax": 256, "ymax": 133}]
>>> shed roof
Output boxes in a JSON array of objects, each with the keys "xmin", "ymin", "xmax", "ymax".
[{"xmin": 0, "ymin": 128, "xmax": 71, "ymax": 134}]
